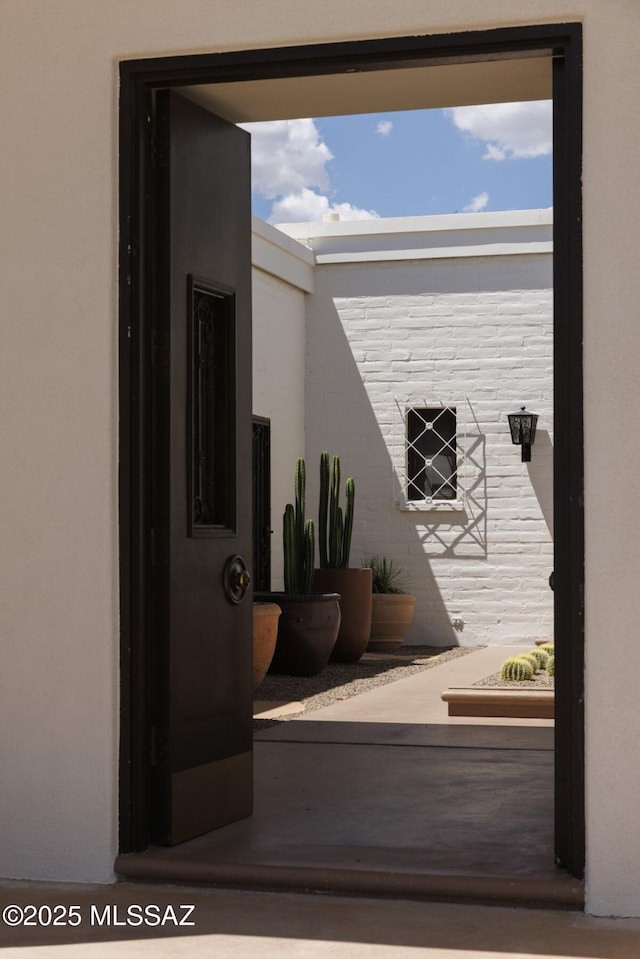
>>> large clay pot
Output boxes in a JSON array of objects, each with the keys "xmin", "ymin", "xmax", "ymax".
[
  {"xmin": 254, "ymin": 592, "xmax": 341, "ymax": 677},
  {"xmin": 311, "ymin": 568, "xmax": 373, "ymax": 663},
  {"xmin": 252, "ymin": 602, "xmax": 281, "ymax": 689},
  {"xmin": 367, "ymin": 593, "xmax": 417, "ymax": 650}
]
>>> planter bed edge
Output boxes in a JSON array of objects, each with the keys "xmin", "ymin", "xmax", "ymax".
[{"xmin": 441, "ymin": 686, "xmax": 554, "ymax": 719}]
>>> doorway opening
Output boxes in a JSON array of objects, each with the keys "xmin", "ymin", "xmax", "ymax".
[
  {"xmin": 118, "ymin": 23, "xmax": 583, "ymax": 887},
  {"xmin": 246, "ymin": 100, "xmax": 553, "ymax": 648}
]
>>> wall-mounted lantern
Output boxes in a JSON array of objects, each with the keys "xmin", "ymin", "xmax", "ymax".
[{"xmin": 507, "ymin": 406, "xmax": 538, "ymax": 462}]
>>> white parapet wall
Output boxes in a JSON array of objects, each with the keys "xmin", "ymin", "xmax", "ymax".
[{"xmin": 279, "ymin": 211, "xmax": 554, "ymax": 646}]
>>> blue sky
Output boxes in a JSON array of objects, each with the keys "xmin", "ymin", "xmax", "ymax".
[{"xmin": 241, "ymin": 101, "xmax": 552, "ymax": 224}]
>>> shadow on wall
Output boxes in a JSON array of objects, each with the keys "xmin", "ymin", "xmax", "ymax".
[
  {"xmin": 527, "ymin": 430, "xmax": 554, "ymax": 535},
  {"xmin": 304, "ymin": 288, "xmax": 461, "ymax": 647}
]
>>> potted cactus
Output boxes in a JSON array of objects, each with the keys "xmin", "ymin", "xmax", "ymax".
[
  {"xmin": 311, "ymin": 453, "xmax": 373, "ymax": 662},
  {"xmin": 362, "ymin": 555, "xmax": 416, "ymax": 650},
  {"xmin": 255, "ymin": 458, "xmax": 341, "ymax": 676}
]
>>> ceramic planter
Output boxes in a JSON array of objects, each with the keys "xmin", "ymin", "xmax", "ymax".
[
  {"xmin": 367, "ymin": 593, "xmax": 416, "ymax": 649},
  {"xmin": 254, "ymin": 592, "xmax": 341, "ymax": 677},
  {"xmin": 252, "ymin": 602, "xmax": 281, "ymax": 689},
  {"xmin": 311, "ymin": 567, "xmax": 373, "ymax": 663}
]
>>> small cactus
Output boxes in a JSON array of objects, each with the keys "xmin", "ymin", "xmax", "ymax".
[
  {"xmin": 501, "ymin": 657, "xmax": 534, "ymax": 681},
  {"xmin": 519, "ymin": 653, "xmax": 541, "ymax": 673},
  {"xmin": 528, "ymin": 648, "xmax": 550, "ymax": 670},
  {"xmin": 540, "ymin": 642, "xmax": 555, "ymax": 654},
  {"xmin": 547, "ymin": 654, "xmax": 555, "ymax": 678}
]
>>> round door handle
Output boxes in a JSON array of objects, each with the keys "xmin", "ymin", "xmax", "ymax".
[{"xmin": 223, "ymin": 554, "xmax": 252, "ymax": 605}]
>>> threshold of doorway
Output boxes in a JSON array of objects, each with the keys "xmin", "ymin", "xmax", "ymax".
[
  {"xmin": 115, "ymin": 853, "xmax": 583, "ymax": 911},
  {"xmin": 117, "ymin": 648, "xmax": 581, "ymax": 911}
]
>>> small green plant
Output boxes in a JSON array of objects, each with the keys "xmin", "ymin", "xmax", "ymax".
[
  {"xmin": 283, "ymin": 458, "xmax": 315, "ymax": 594},
  {"xmin": 547, "ymin": 654, "xmax": 555, "ymax": 678},
  {"xmin": 528, "ymin": 648, "xmax": 550, "ymax": 670},
  {"xmin": 500, "ymin": 657, "xmax": 534, "ymax": 681},
  {"xmin": 318, "ymin": 452, "xmax": 355, "ymax": 570},
  {"xmin": 519, "ymin": 653, "xmax": 541, "ymax": 673},
  {"xmin": 361, "ymin": 556, "xmax": 409, "ymax": 594},
  {"xmin": 540, "ymin": 642, "xmax": 555, "ymax": 654}
]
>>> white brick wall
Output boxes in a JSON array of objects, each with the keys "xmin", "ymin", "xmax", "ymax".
[{"xmin": 302, "ymin": 241, "xmax": 553, "ymax": 646}]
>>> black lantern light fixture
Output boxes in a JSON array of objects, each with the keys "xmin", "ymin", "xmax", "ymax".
[{"xmin": 507, "ymin": 406, "xmax": 539, "ymax": 462}]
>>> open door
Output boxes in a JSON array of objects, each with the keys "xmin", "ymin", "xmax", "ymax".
[{"xmin": 148, "ymin": 90, "xmax": 253, "ymax": 845}]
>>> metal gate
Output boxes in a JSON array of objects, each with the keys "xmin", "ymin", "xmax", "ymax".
[{"xmin": 252, "ymin": 417, "xmax": 271, "ymax": 591}]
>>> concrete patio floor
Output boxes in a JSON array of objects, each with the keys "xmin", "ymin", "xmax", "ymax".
[
  {"xmin": 2, "ymin": 880, "xmax": 640, "ymax": 958},
  {"xmin": 6, "ymin": 648, "xmax": 640, "ymax": 958},
  {"xmin": 115, "ymin": 647, "xmax": 579, "ymax": 909}
]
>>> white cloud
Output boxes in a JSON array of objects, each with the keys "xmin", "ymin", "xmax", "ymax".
[
  {"xmin": 240, "ymin": 118, "xmax": 377, "ymax": 223},
  {"xmin": 376, "ymin": 120, "xmax": 393, "ymax": 136},
  {"xmin": 269, "ymin": 188, "xmax": 379, "ymax": 224},
  {"xmin": 239, "ymin": 118, "xmax": 333, "ymax": 198},
  {"xmin": 445, "ymin": 101, "xmax": 552, "ymax": 160},
  {"xmin": 463, "ymin": 191, "xmax": 489, "ymax": 213}
]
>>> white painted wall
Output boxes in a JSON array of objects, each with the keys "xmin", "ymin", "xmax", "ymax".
[
  {"xmin": 252, "ymin": 218, "xmax": 312, "ymax": 589},
  {"xmin": 288, "ymin": 213, "xmax": 553, "ymax": 647},
  {"xmin": 1, "ymin": 0, "xmax": 639, "ymax": 917}
]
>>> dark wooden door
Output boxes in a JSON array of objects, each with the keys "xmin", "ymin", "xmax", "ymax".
[{"xmin": 149, "ymin": 90, "xmax": 253, "ymax": 845}]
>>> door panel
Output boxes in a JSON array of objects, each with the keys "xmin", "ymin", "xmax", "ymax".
[{"xmin": 150, "ymin": 90, "xmax": 253, "ymax": 845}]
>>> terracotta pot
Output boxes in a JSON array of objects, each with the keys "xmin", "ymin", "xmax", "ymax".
[
  {"xmin": 254, "ymin": 592, "xmax": 341, "ymax": 677},
  {"xmin": 312, "ymin": 568, "xmax": 373, "ymax": 663},
  {"xmin": 252, "ymin": 602, "xmax": 281, "ymax": 689},
  {"xmin": 367, "ymin": 593, "xmax": 417, "ymax": 649}
]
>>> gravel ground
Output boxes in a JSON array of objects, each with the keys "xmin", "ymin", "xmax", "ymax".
[
  {"xmin": 254, "ymin": 645, "xmax": 478, "ymax": 730},
  {"xmin": 475, "ymin": 671, "xmax": 554, "ymax": 689}
]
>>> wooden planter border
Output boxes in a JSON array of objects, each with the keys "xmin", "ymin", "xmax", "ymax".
[{"xmin": 442, "ymin": 686, "xmax": 555, "ymax": 720}]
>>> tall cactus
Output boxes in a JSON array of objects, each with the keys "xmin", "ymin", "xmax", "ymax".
[
  {"xmin": 342, "ymin": 477, "xmax": 355, "ymax": 568},
  {"xmin": 319, "ymin": 452, "xmax": 330, "ymax": 568},
  {"xmin": 283, "ymin": 458, "xmax": 315, "ymax": 594},
  {"xmin": 318, "ymin": 452, "xmax": 355, "ymax": 569}
]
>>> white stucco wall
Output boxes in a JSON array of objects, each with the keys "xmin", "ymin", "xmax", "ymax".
[
  {"xmin": 289, "ymin": 213, "xmax": 553, "ymax": 647},
  {"xmin": 252, "ymin": 218, "xmax": 312, "ymax": 589},
  {"xmin": 1, "ymin": 0, "xmax": 639, "ymax": 917}
]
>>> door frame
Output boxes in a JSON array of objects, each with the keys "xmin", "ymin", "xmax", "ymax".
[{"xmin": 119, "ymin": 22, "xmax": 584, "ymax": 876}]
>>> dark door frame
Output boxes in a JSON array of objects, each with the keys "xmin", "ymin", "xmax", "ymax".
[{"xmin": 119, "ymin": 22, "xmax": 584, "ymax": 876}]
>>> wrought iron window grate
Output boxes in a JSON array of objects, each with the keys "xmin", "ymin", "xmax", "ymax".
[{"xmin": 393, "ymin": 397, "xmax": 467, "ymax": 509}]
